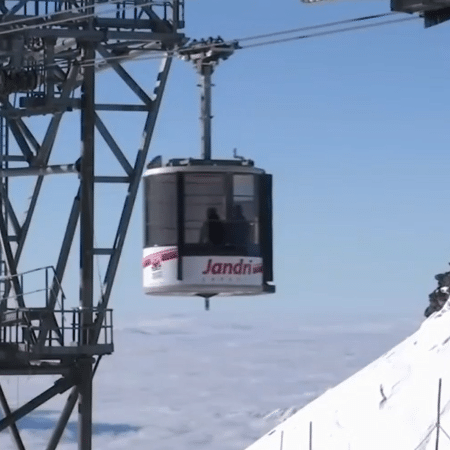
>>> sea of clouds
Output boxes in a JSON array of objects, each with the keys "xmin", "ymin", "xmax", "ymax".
[{"xmin": 0, "ymin": 310, "xmax": 420, "ymax": 449}]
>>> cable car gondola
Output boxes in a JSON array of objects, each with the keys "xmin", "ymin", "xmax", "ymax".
[{"xmin": 142, "ymin": 39, "xmax": 275, "ymax": 306}]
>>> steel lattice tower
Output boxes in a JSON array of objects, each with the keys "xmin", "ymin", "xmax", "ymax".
[{"xmin": 0, "ymin": 1, "xmax": 185, "ymax": 449}]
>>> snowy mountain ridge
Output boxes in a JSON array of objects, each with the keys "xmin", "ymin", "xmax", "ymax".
[{"xmin": 246, "ymin": 304, "xmax": 450, "ymax": 450}]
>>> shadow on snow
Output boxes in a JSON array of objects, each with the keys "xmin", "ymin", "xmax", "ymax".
[{"xmin": 0, "ymin": 410, "xmax": 141, "ymax": 440}]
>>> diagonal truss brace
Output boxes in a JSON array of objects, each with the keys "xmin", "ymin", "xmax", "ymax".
[
  {"xmin": 91, "ymin": 54, "xmax": 173, "ymax": 343},
  {"xmin": 0, "ymin": 376, "xmax": 75, "ymax": 432},
  {"xmin": 0, "ymin": 67, "xmax": 81, "ymax": 313},
  {"xmin": 0, "ymin": 385, "xmax": 25, "ymax": 450}
]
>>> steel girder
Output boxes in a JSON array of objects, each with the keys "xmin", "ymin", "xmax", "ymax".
[
  {"xmin": 0, "ymin": 2, "xmax": 184, "ymax": 449},
  {"xmin": 0, "ymin": 53, "xmax": 175, "ymax": 448}
]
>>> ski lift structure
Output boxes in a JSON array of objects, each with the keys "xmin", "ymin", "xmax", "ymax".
[{"xmin": 142, "ymin": 39, "xmax": 275, "ymax": 309}]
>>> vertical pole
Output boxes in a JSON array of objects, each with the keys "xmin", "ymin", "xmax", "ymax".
[
  {"xmin": 172, "ymin": 0, "xmax": 179, "ymax": 30},
  {"xmin": 46, "ymin": 387, "xmax": 78, "ymax": 450},
  {"xmin": 199, "ymin": 63, "xmax": 213, "ymax": 160},
  {"xmin": 309, "ymin": 421, "xmax": 312, "ymax": 450},
  {"xmin": 279, "ymin": 430, "xmax": 284, "ymax": 450},
  {"xmin": 0, "ymin": 113, "xmax": 7, "ymax": 313},
  {"xmin": 436, "ymin": 378, "xmax": 442, "ymax": 450},
  {"xmin": 78, "ymin": 9, "xmax": 95, "ymax": 447}
]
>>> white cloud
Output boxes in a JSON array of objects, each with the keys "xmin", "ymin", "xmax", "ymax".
[{"xmin": 0, "ymin": 312, "xmax": 417, "ymax": 449}]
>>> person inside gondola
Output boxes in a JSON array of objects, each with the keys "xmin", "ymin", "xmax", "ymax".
[
  {"xmin": 199, "ymin": 207, "xmax": 225, "ymax": 245},
  {"xmin": 229, "ymin": 204, "xmax": 251, "ymax": 247}
]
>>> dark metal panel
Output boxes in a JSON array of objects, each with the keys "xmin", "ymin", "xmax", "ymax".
[
  {"xmin": 94, "ymin": 176, "xmax": 130, "ymax": 183},
  {"xmin": 95, "ymin": 104, "xmax": 149, "ymax": 112},
  {"xmin": 93, "ymin": 248, "xmax": 113, "ymax": 255},
  {"xmin": 259, "ymin": 174, "xmax": 273, "ymax": 284},
  {"xmin": 424, "ymin": 7, "xmax": 450, "ymax": 27}
]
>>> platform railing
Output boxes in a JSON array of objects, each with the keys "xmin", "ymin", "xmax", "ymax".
[
  {"xmin": 0, "ymin": 265, "xmax": 65, "ymax": 309},
  {"xmin": 0, "ymin": 307, "xmax": 113, "ymax": 353},
  {"xmin": 0, "ymin": 266, "xmax": 113, "ymax": 355},
  {"xmin": 1, "ymin": 0, "xmax": 185, "ymax": 25}
]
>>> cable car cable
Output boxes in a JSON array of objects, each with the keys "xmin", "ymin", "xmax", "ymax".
[
  {"xmin": 234, "ymin": 11, "xmax": 398, "ymax": 43},
  {"xmin": 239, "ymin": 15, "xmax": 419, "ymax": 49},
  {"xmin": 65, "ymin": 14, "xmax": 420, "ymax": 70},
  {"xmin": 0, "ymin": 11, "xmax": 422, "ymax": 78},
  {"xmin": 0, "ymin": 9, "xmax": 402, "ymax": 52}
]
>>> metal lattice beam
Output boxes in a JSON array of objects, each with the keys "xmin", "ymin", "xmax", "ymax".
[{"xmin": 0, "ymin": 2, "xmax": 185, "ymax": 449}]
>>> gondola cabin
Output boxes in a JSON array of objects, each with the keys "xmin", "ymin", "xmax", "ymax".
[{"xmin": 142, "ymin": 157, "xmax": 275, "ymax": 298}]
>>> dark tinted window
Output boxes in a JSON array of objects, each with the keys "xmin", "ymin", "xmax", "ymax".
[
  {"xmin": 184, "ymin": 173, "xmax": 226, "ymax": 244},
  {"xmin": 231, "ymin": 174, "xmax": 259, "ymax": 245},
  {"xmin": 144, "ymin": 174, "xmax": 177, "ymax": 247}
]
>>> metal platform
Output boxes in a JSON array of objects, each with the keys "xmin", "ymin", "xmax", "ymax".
[{"xmin": 0, "ymin": 267, "xmax": 113, "ymax": 374}]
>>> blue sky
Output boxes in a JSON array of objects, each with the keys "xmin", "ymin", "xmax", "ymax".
[
  {"xmin": 128, "ymin": 0, "xmax": 450, "ymax": 320},
  {"xmin": 14, "ymin": 0, "xmax": 450, "ymax": 322}
]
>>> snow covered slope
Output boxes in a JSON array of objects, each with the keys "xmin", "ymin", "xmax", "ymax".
[{"xmin": 246, "ymin": 305, "xmax": 450, "ymax": 450}]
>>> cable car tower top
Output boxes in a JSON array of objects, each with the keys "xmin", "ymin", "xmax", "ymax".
[{"xmin": 179, "ymin": 38, "xmax": 240, "ymax": 160}]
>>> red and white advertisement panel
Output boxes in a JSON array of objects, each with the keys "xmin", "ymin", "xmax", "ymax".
[
  {"xmin": 143, "ymin": 246, "xmax": 263, "ymax": 295},
  {"xmin": 182, "ymin": 256, "xmax": 263, "ymax": 285},
  {"xmin": 143, "ymin": 246, "xmax": 179, "ymax": 291}
]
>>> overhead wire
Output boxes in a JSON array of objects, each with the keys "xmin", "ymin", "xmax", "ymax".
[
  {"xmin": 239, "ymin": 15, "xmax": 420, "ymax": 49},
  {"xmin": 0, "ymin": 6, "xmax": 421, "ymax": 67},
  {"xmin": 0, "ymin": 7, "xmax": 423, "ymax": 87},
  {"xmin": 61, "ymin": 11, "xmax": 418, "ymax": 70},
  {"xmin": 234, "ymin": 12, "xmax": 397, "ymax": 43},
  {"xmin": 69, "ymin": 12, "xmax": 421, "ymax": 70}
]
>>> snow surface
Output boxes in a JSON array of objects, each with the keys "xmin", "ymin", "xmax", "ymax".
[
  {"xmin": 0, "ymin": 311, "xmax": 417, "ymax": 449},
  {"xmin": 246, "ymin": 306, "xmax": 450, "ymax": 450}
]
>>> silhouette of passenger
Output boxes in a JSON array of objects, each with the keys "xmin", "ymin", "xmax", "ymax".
[
  {"xmin": 199, "ymin": 207, "xmax": 225, "ymax": 245},
  {"xmin": 229, "ymin": 204, "xmax": 251, "ymax": 246}
]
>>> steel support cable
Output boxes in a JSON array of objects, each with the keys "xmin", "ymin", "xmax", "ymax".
[
  {"xmin": 0, "ymin": 9, "xmax": 401, "ymax": 45},
  {"xmin": 239, "ymin": 16, "xmax": 420, "ymax": 49},
  {"xmin": 66, "ymin": 14, "xmax": 420, "ymax": 70},
  {"xmin": 0, "ymin": 11, "xmax": 415, "ymax": 71},
  {"xmin": 235, "ymin": 12, "xmax": 397, "ymax": 43},
  {"xmin": 0, "ymin": 12, "xmax": 419, "ymax": 84}
]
